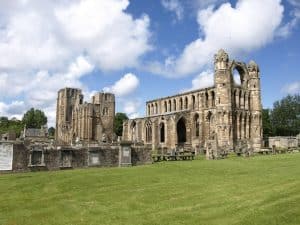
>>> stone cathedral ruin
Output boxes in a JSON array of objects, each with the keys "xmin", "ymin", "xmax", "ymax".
[
  {"xmin": 0, "ymin": 49, "xmax": 263, "ymax": 172},
  {"xmin": 55, "ymin": 88, "xmax": 115, "ymax": 145},
  {"xmin": 123, "ymin": 49, "xmax": 263, "ymax": 158}
]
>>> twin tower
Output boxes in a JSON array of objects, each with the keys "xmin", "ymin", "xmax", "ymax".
[{"xmin": 55, "ymin": 88, "xmax": 115, "ymax": 145}]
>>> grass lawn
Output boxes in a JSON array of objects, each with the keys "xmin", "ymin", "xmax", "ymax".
[{"xmin": 1, "ymin": 153, "xmax": 300, "ymax": 225}]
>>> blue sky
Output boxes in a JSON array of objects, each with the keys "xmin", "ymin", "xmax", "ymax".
[{"xmin": 0, "ymin": 0, "xmax": 299, "ymax": 126}]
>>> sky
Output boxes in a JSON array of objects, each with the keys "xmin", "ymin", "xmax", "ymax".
[{"xmin": 0, "ymin": 0, "xmax": 299, "ymax": 127}]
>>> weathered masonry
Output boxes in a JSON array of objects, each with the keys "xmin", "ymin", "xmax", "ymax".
[
  {"xmin": 123, "ymin": 49, "xmax": 263, "ymax": 152},
  {"xmin": 56, "ymin": 88, "xmax": 115, "ymax": 145},
  {"xmin": 0, "ymin": 141, "xmax": 151, "ymax": 173}
]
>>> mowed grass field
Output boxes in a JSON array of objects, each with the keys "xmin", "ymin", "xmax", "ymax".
[{"xmin": 1, "ymin": 154, "xmax": 300, "ymax": 225}]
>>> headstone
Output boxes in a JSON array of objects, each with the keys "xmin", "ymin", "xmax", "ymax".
[
  {"xmin": 89, "ymin": 152, "xmax": 100, "ymax": 166},
  {"xmin": 61, "ymin": 151, "xmax": 72, "ymax": 168},
  {"xmin": 119, "ymin": 142, "xmax": 132, "ymax": 167},
  {"xmin": 0, "ymin": 143, "xmax": 13, "ymax": 170}
]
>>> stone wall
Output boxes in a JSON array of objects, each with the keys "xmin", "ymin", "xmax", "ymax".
[
  {"xmin": 269, "ymin": 136, "xmax": 299, "ymax": 149},
  {"xmin": 131, "ymin": 145, "xmax": 152, "ymax": 166},
  {"xmin": 0, "ymin": 141, "xmax": 152, "ymax": 173},
  {"xmin": 12, "ymin": 143, "xmax": 28, "ymax": 172}
]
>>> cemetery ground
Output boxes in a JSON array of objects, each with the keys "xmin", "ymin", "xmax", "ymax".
[{"xmin": 1, "ymin": 153, "xmax": 300, "ymax": 225}]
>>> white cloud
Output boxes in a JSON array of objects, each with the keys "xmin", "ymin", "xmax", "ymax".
[
  {"xmin": 191, "ymin": 70, "xmax": 214, "ymax": 90},
  {"xmin": 150, "ymin": 0, "xmax": 284, "ymax": 77},
  {"xmin": 161, "ymin": 0, "xmax": 184, "ymax": 21},
  {"xmin": 276, "ymin": 0, "xmax": 300, "ymax": 38},
  {"xmin": 67, "ymin": 56, "xmax": 94, "ymax": 79},
  {"xmin": 28, "ymin": 56, "xmax": 94, "ymax": 108},
  {"xmin": 282, "ymin": 81, "xmax": 300, "ymax": 94},
  {"xmin": 0, "ymin": 101, "xmax": 26, "ymax": 119},
  {"xmin": 0, "ymin": 0, "xmax": 151, "ymax": 72},
  {"xmin": 55, "ymin": 0, "xmax": 151, "ymax": 71},
  {"xmin": 123, "ymin": 100, "xmax": 141, "ymax": 119},
  {"xmin": 192, "ymin": 0, "xmax": 226, "ymax": 9},
  {"xmin": 182, "ymin": 70, "xmax": 214, "ymax": 92},
  {"xmin": 0, "ymin": 0, "xmax": 151, "ymax": 126},
  {"xmin": 288, "ymin": 0, "xmax": 300, "ymax": 8},
  {"xmin": 103, "ymin": 73, "xmax": 140, "ymax": 97},
  {"xmin": 0, "ymin": 56, "xmax": 94, "ymax": 126}
]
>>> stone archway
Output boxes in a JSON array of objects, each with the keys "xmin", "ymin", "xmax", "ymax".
[
  {"xmin": 177, "ymin": 117, "xmax": 186, "ymax": 143},
  {"xmin": 231, "ymin": 62, "xmax": 248, "ymax": 86}
]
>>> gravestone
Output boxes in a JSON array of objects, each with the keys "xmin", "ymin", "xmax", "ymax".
[
  {"xmin": 61, "ymin": 150, "xmax": 72, "ymax": 168},
  {"xmin": 0, "ymin": 143, "xmax": 13, "ymax": 170},
  {"xmin": 119, "ymin": 141, "xmax": 132, "ymax": 167},
  {"xmin": 89, "ymin": 152, "xmax": 100, "ymax": 166}
]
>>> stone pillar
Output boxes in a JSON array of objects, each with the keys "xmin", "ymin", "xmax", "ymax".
[
  {"xmin": 240, "ymin": 91, "xmax": 244, "ymax": 109},
  {"xmin": 237, "ymin": 114, "xmax": 240, "ymax": 139},
  {"xmin": 236, "ymin": 92, "xmax": 240, "ymax": 109}
]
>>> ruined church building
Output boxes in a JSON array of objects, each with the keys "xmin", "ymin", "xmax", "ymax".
[{"xmin": 123, "ymin": 49, "xmax": 263, "ymax": 152}]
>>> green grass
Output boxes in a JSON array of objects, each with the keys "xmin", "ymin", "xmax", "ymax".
[{"xmin": 1, "ymin": 154, "xmax": 300, "ymax": 225}]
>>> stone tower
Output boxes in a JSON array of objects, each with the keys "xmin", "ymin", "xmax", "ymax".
[
  {"xmin": 247, "ymin": 61, "xmax": 263, "ymax": 149},
  {"xmin": 55, "ymin": 88, "xmax": 115, "ymax": 145},
  {"xmin": 214, "ymin": 49, "xmax": 234, "ymax": 148},
  {"xmin": 56, "ymin": 88, "xmax": 83, "ymax": 144},
  {"xmin": 91, "ymin": 93, "xmax": 115, "ymax": 141}
]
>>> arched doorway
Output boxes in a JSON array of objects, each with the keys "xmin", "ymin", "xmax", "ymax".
[{"xmin": 177, "ymin": 117, "xmax": 186, "ymax": 143}]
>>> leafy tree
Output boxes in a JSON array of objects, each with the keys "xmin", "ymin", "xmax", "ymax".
[
  {"xmin": 48, "ymin": 127, "xmax": 55, "ymax": 137},
  {"xmin": 0, "ymin": 116, "xmax": 9, "ymax": 122},
  {"xmin": 0, "ymin": 117, "xmax": 24, "ymax": 137},
  {"xmin": 114, "ymin": 112, "xmax": 128, "ymax": 136},
  {"xmin": 271, "ymin": 94, "xmax": 300, "ymax": 136},
  {"xmin": 262, "ymin": 108, "xmax": 273, "ymax": 138},
  {"xmin": 22, "ymin": 108, "xmax": 47, "ymax": 129}
]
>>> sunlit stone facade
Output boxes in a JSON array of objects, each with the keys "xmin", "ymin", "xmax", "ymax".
[
  {"xmin": 123, "ymin": 50, "xmax": 262, "ymax": 152},
  {"xmin": 55, "ymin": 88, "xmax": 115, "ymax": 145}
]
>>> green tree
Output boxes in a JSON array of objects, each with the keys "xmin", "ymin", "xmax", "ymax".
[
  {"xmin": 114, "ymin": 112, "xmax": 128, "ymax": 136},
  {"xmin": 262, "ymin": 108, "xmax": 273, "ymax": 138},
  {"xmin": 271, "ymin": 94, "xmax": 300, "ymax": 136},
  {"xmin": 48, "ymin": 127, "xmax": 55, "ymax": 137},
  {"xmin": 0, "ymin": 117, "xmax": 23, "ymax": 137},
  {"xmin": 22, "ymin": 108, "xmax": 47, "ymax": 128}
]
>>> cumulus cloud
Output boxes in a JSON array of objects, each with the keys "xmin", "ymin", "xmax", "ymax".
[
  {"xmin": 0, "ymin": 0, "xmax": 151, "ymax": 72},
  {"xmin": 276, "ymin": 0, "xmax": 300, "ymax": 38},
  {"xmin": 123, "ymin": 100, "xmax": 141, "ymax": 119},
  {"xmin": 150, "ymin": 0, "xmax": 284, "ymax": 77},
  {"xmin": 103, "ymin": 73, "xmax": 140, "ymax": 97},
  {"xmin": 0, "ymin": 101, "xmax": 26, "ymax": 119},
  {"xmin": 55, "ymin": 0, "xmax": 152, "ymax": 70},
  {"xmin": 191, "ymin": 0, "xmax": 226, "ymax": 9},
  {"xmin": 0, "ymin": 56, "xmax": 94, "ymax": 126},
  {"xmin": 182, "ymin": 70, "xmax": 214, "ymax": 92},
  {"xmin": 0, "ymin": 0, "xmax": 151, "ymax": 125},
  {"xmin": 282, "ymin": 81, "xmax": 300, "ymax": 94},
  {"xmin": 288, "ymin": 0, "xmax": 300, "ymax": 8},
  {"xmin": 161, "ymin": 0, "xmax": 184, "ymax": 21}
]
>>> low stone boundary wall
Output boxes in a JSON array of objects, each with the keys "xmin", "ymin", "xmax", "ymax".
[{"xmin": 0, "ymin": 141, "xmax": 152, "ymax": 173}]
